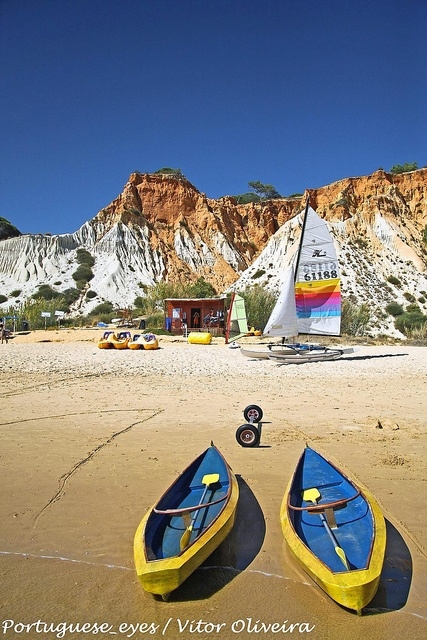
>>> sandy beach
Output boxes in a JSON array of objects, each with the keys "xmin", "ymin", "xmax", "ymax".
[{"xmin": 1, "ymin": 328, "xmax": 426, "ymax": 639}]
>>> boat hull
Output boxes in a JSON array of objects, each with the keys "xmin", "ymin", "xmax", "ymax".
[
  {"xmin": 131, "ymin": 333, "xmax": 159, "ymax": 350},
  {"xmin": 105, "ymin": 331, "xmax": 131, "ymax": 349},
  {"xmin": 269, "ymin": 347, "xmax": 343, "ymax": 364},
  {"xmin": 240, "ymin": 343, "xmax": 319, "ymax": 360},
  {"xmin": 97, "ymin": 331, "xmax": 114, "ymax": 349},
  {"xmin": 141, "ymin": 338, "xmax": 159, "ymax": 350},
  {"xmin": 97, "ymin": 340, "xmax": 113, "ymax": 349},
  {"xmin": 240, "ymin": 346, "xmax": 271, "ymax": 359},
  {"xmin": 281, "ymin": 447, "xmax": 386, "ymax": 614},
  {"xmin": 134, "ymin": 445, "xmax": 239, "ymax": 597},
  {"xmin": 110, "ymin": 338, "xmax": 129, "ymax": 349}
]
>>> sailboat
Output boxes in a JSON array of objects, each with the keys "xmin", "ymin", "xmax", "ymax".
[
  {"xmin": 225, "ymin": 292, "xmax": 249, "ymax": 344},
  {"xmin": 245, "ymin": 196, "xmax": 350, "ymax": 363}
]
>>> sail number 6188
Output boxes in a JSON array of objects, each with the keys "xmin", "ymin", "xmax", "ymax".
[{"xmin": 304, "ymin": 270, "xmax": 338, "ymax": 281}]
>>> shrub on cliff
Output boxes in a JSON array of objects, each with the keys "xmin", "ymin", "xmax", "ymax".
[
  {"xmin": 234, "ymin": 192, "xmax": 261, "ymax": 204},
  {"xmin": 387, "ymin": 275, "xmax": 402, "ymax": 287},
  {"xmin": 390, "ymin": 162, "xmax": 418, "ymax": 174},
  {"xmin": 76, "ymin": 248, "xmax": 95, "ymax": 267},
  {"xmin": 0, "ymin": 216, "xmax": 20, "ymax": 240},
  {"xmin": 154, "ymin": 167, "xmax": 185, "ymax": 179},
  {"xmin": 394, "ymin": 309, "xmax": 427, "ymax": 335},
  {"xmin": 61, "ymin": 288, "xmax": 81, "ymax": 305},
  {"xmin": 72, "ymin": 264, "xmax": 94, "ymax": 287},
  {"xmin": 32, "ymin": 285, "xmax": 60, "ymax": 300},
  {"xmin": 385, "ymin": 302, "xmax": 404, "ymax": 317},
  {"xmin": 187, "ymin": 277, "xmax": 216, "ymax": 298},
  {"xmin": 88, "ymin": 302, "xmax": 113, "ymax": 316}
]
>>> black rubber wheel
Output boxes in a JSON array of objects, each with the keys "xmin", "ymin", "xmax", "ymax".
[
  {"xmin": 243, "ymin": 404, "xmax": 263, "ymax": 423},
  {"xmin": 235, "ymin": 424, "xmax": 260, "ymax": 447}
]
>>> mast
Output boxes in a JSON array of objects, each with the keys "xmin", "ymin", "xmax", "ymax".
[{"xmin": 293, "ymin": 194, "xmax": 310, "ymax": 283}]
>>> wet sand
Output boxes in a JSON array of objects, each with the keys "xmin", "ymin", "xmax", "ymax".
[{"xmin": 0, "ymin": 329, "xmax": 426, "ymax": 639}]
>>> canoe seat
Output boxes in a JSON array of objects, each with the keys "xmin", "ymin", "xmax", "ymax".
[{"xmin": 324, "ymin": 507, "xmax": 337, "ymax": 529}]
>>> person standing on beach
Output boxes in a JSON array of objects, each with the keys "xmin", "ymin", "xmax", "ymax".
[{"xmin": 0, "ymin": 321, "xmax": 8, "ymax": 344}]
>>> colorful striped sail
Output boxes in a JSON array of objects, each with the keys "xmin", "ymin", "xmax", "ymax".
[
  {"xmin": 295, "ymin": 205, "xmax": 341, "ymax": 336},
  {"xmin": 264, "ymin": 201, "xmax": 341, "ymax": 338},
  {"xmin": 295, "ymin": 278, "xmax": 341, "ymax": 334}
]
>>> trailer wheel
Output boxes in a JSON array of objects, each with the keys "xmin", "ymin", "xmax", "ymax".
[
  {"xmin": 235, "ymin": 424, "xmax": 260, "ymax": 447},
  {"xmin": 243, "ymin": 404, "xmax": 263, "ymax": 423}
]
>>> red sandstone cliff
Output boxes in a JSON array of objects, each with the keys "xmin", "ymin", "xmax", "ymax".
[{"xmin": 92, "ymin": 169, "xmax": 427, "ymax": 291}]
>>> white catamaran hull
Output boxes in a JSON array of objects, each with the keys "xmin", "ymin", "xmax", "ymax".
[
  {"xmin": 239, "ymin": 346, "xmax": 271, "ymax": 359},
  {"xmin": 268, "ymin": 347, "xmax": 353, "ymax": 364},
  {"xmin": 240, "ymin": 343, "xmax": 320, "ymax": 360}
]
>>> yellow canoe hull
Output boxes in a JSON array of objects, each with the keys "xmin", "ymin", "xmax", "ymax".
[
  {"xmin": 134, "ymin": 462, "xmax": 239, "ymax": 597},
  {"xmin": 128, "ymin": 342, "xmax": 142, "ymax": 350},
  {"xmin": 281, "ymin": 480, "xmax": 386, "ymax": 614}
]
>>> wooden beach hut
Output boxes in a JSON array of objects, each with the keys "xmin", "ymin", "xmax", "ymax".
[{"xmin": 164, "ymin": 298, "xmax": 226, "ymax": 335}]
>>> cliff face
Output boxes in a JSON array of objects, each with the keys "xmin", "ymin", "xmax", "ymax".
[
  {"xmin": 0, "ymin": 169, "xmax": 426, "ymax": 336},
  {"xmin": 91, "ymin": 172, "xmax": 302, "ymax": 291}
]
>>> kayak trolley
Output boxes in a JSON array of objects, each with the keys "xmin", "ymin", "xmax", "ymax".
[{"xmin": 235, "ymin": 405, "xmax": 263, "ymax": 447}]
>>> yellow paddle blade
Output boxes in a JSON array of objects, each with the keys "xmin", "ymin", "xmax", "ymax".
[
  {"xmin": 180, "ymin": 526, "xmax": 192, "ymax": 550},
  {"xmin": 302, "ymin": 487, "xmax": 320, "ymax": 503},
  {"xmin": 335, "ymin": 546, "xmax": 350, "ymax": 570},
  {"xmin": 202, "ymin": 473, "xmax": 219, "ymax": 485},
  {"xmin": 179, "ymin": 473, "xmax": 220, "ymax": 551},
  {"xmin": 302, "ymin": 488, "xmax": 350, "ymax": 570}
]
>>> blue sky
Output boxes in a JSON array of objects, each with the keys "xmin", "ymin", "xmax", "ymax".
[{"xmin": 1, "ymin": 0, "xmax": 426, "ymax": 235}]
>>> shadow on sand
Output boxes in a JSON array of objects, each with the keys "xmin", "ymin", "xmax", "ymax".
[
  {"xmin": 362, "ymin": 519, "xmax": 412, "ymax": 615},
  {"xmin": 167, "ymin": 475, "xmax": 265, "ymax": 601},
  {"xmin": 339, "ymin": 353, "xmax": 408, "ymax": 362}
]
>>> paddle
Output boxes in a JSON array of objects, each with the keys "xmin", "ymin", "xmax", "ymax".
[
  {"xmin": 302, "ymin": 488, "xmax": 350, "ymax": 570},
  {"xmin": 179, "ymin": 473, "xmax": 220, "ymax": 550}
]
